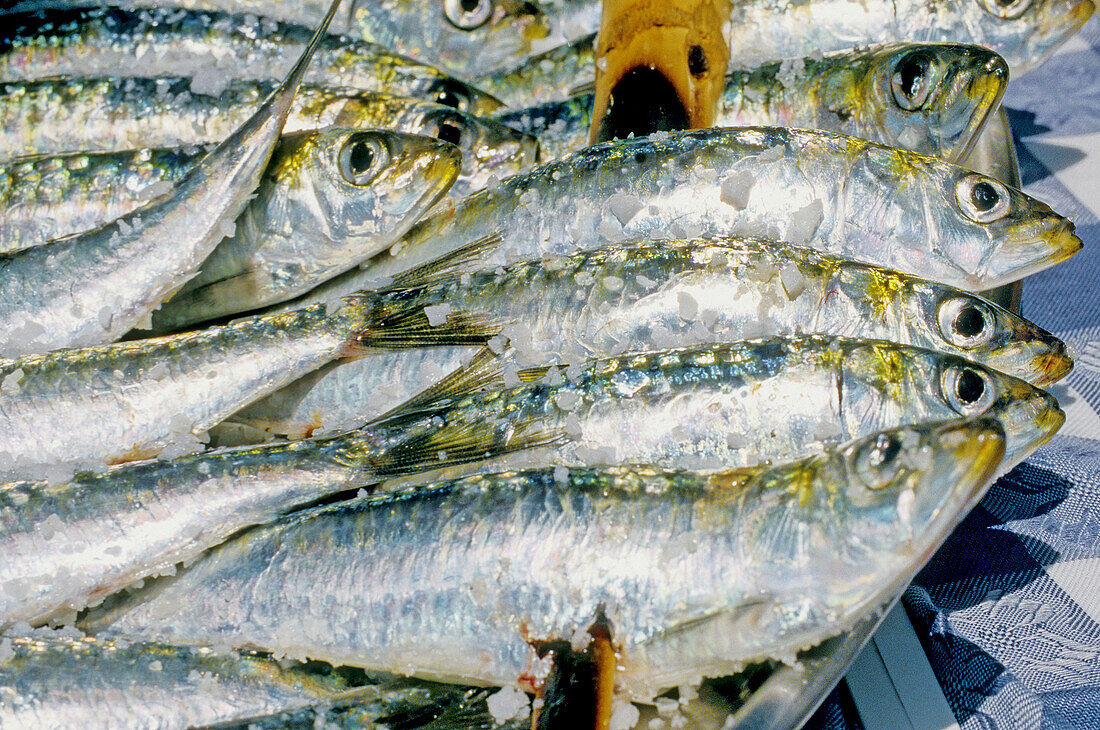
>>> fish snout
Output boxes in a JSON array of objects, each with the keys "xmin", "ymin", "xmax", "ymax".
[{"xmin": 1032, "ymin": 337, "xmax": 1074, "ymax": 386}]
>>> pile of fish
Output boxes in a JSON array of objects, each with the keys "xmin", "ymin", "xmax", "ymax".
[{"xmin": 0, "ymin": 0, "xmax": 1090, "ymax": 726}]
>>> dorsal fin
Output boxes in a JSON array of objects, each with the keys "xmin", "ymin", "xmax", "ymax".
[{"xmin": 388, "ymin": 231, "xmax": 504, "ymax": 289}]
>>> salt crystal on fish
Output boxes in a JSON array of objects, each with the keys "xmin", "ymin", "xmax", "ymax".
[
  {"xmin": 1, "ymin": 368, "xmax": 23, "ymax": 394},
  {"xmin": 678, "ymin": 291, "xmax": 698, "ymax": 321},
  {"xmin": 720, "ymin": 171, "xmax": 754, "ymax": 209},
  {"xmin": 787, "ymin": 199, "xmax": 823, "ymax": 246},
  {"xmin": 597, "ymin": 216, "xmax": 622, "ymax": 240},
  {"xmin": 609, "ymin": 701, "xmax": 640, "ymax": 730},
  {"xmin": 603, "ymin": 276, "xmax": 624, "ymax": 292},
  {"xmin": 898, "ymin": 126, "xmax": 924, "ymax": 149},
  {"xmin": 780, "ymin": 264, "xmax": 806, "ymax": 299},
  {"xmin": 607, "ymin": 192, "xmax": 644, "ymax": 226},
  {"xmin": 423, "ymin": 303, "xmax": 452, "ymax": 326},
  {"xmin": 487, "ymin": 686, "xmax": 529, "ymax": 723},
  {"xmin": 556, "ymin": 391, "xmax": 580, "ymax": 411},
  {"xmin": 777, "ymin": 57, "xmax": 806, "ymax": 89}
]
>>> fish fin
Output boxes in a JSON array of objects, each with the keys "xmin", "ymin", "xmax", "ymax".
[
  {"xmin": 570, "ymin": 80, "xmax": 596, "ymax": 97},
  {"xmin": 368, "ymin": 346, "xmax": 550, "ymax": 425},
  {"xmin": 388, "ymin": 231, "xmax": 505, "ymax": 289},
  {"xmin": 366, "ymin": 347, "xmax": 505, "ymax": 425},
  {"xmin": 369, "ymin": 418, "xmax": 563, "ymax": 477},
  {"xmin": 356, "ymin": 304, "xmax": 503, "ymax": 351}
]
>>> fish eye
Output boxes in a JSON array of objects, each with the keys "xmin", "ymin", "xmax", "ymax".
[
  {"xmin": 855, "ymin": 432, "xmax": 904, "ymax": 490},
  {"xmin": 937, "ymin": 297, "xmax": 995, "ymax": 349},
  {"xmin": 942, "ymin": 365, "xmax": 997, "ymax": 415},
  {"xmin": 338, "ymin": 133, "xmax": 388, "ymax": 186},
  {"xmin": 430, "ymin": 79, "xmax": 470, "ymax": 112},
  {"xmin": 444, "ymin": 0, "xmax": 493, "ymax": 29},
  {"xmin": 890, "ymin": 51, "xmax": 934, "ymax": 111},
  {"xmin": 980, "ymin": 0, "xmax": 1033, "ymax": 20},
  {"xmin": 424, "ymin": 111, "xmax": 467, "ymax": 147},
  {"xmin": 955, "ymin": 174, "xmax": 1010, "ymax": 223}
]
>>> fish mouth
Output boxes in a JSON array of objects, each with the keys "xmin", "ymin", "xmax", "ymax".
[
  {"xmin": 980, "ymin": 217, "xmax": 1082, "ymax": 289},
  {"xmin": 1031, "ymin": 338, "xmax": 1074, "ymax": 386},
  {"xmin": 1003, "ymin": 392, "xmax": 1065, "ymax": 467},
  {"xmin": 1034, "ymin": 403, "xmax": 1068, "ymax": 446}
]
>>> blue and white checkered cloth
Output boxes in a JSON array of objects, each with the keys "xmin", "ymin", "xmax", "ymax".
[{"xmin": 806, "ymin": 18, "xmax": 1100, "ymax": 730}]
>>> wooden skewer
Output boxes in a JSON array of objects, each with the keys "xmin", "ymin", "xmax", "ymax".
[{"xmin": 591, "ymin": 625, "xmax": 616, "ymax": 730}]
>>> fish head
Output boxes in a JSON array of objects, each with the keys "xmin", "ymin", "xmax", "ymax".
[
  {"xmin": 839, "ymin": 342, "xmax": 1063, "ymax": 463},
  {"xmin": 904, "ymin": 280, "xmax": 1072, "ymax": 385},
  {"xmin": 350, "ymin": 0, "xmax": 596, "ymax": 79},
  {"xmin": 926, "ymin": 164, "xmax": 1082, "ymax": 288},
  {"xmin": 407, "ymin": 105, "xmax": 541, "ymax": 197},
  {"xmin": 863, "ymin": 43, "xmax": 1008, "ymax": 161},
  {"xmin": 260, "ymin": 129, "xmax": 461, "ymax": 260},
  {"xmin": 957, "ymin": 0, "xmax": 1094, "ymax": 73},
  {"xmin": 405, "ymin": 75, "xmax": 506, "ymax": 115},
  {"xmin": 827, "ymin": 417, "xmax": 1004, "ymax": 562}
]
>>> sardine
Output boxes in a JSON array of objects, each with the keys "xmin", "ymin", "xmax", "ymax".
[
  {"xmin": 0, "ymin": 295, "xmax": 382, "ymax": 478},
  {"xmin": 149, "ymin": 129, "xmax": 460, "ymax": 329},
  {"xmin": 294, "ymin": 127, "xmax": 1080, "ymax": 301},
  {"xmin": 0, "ymin": 79, "xmax": 537, "ymax": 197},
  {"xmin": 496, "ymin": 43, "xmax": 1009, "ymax": 162},
  {"xmin": 0, "ymin": 6, "xmax": 502, "ymax": 114},
  {"xmin": 0, "ymin": 0, "xmax": 344, "ymax": 357},
  {"xmin": 0, "ymin": 131, "xmax": 457, "ymax": 293},
  {"xmin": 0, "ymin": 636, "xmax": 357, "ymax": 729},
  {"xmin": 353, "ymin": 337, "xmax": 1062, "ymax": 481},
  {"xmin": 232, "ymin": 238, "xmax": 1070, "ymax": 438},
  {"xmin": 97, "ymin": 418, "xmax": 1006, "ymax": 700}
]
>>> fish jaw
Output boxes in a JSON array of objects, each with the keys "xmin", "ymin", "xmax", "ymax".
[
  {"xmin": 978, "ymin": 216, "xmax": 1082, "ymax": 289},
  {"xmin": 1030, "ymin": 337, "xmax": 1074, "ymax": 386},
  {"xmin": 996, "ymin": 381, "xmax": 1065, "ymax": 467}
]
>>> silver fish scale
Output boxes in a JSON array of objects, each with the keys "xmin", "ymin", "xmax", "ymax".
[
  {"xmin": 100, "ymin": 418, "xmax": 1003, "ymax": 700},
  {"xmin": 0, "ymin": 428, "xmax": 379, "ymax": 628},
  {"xmin": 0, "ymin": 5, "xmax": 501, "ymax": 115},
  {"xmin": 0, "ymin": 636, "xmax": 351, "ymax": 729},
  {"xmin": 0, "ymin": 147, "xmax": 205, "ymax": 254},
  {"xmin": 0, "ymin": 300, "xmax": 372, "ymax": 478}
]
